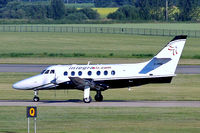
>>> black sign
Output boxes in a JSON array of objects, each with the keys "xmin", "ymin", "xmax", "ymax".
[{"xmin": 27, "ymin": 106, "xmax": 37, "ymax": 118}]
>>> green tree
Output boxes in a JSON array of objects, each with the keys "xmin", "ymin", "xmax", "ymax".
[
  {"xmin": 79, "ymin": 8, "xmax": 100, "ymax": 19},
  {"xmin": 65, "ymin": 7, "xmax": 77, "ymax": 16},
  {"xmin": 149, "ymin": 7, "xmax": 165, "ymax": 20},
  {"xmin": 190, "ymin": 7, "xmax": 200, "ymax": 21},
  {"xmin": 178, "ymin": 0, "xmax": 198, "ymax": 21},
  {"xmin": 0, "ymin": 1, "xmax": 25, "ymax": 19},
  {"xmin": 107, "ymin": 5, "xmax": 139, "ymax": 20},
  {"xmin": 136, "ymin": 0, "xmax": 150, "ymax": 20},
  {"xmin": 168, "ymin": 6, "xmax": 180, "ymax": 21},
  {"xmin": 114, "ymin": 0, "xmax": 134, "ymax": 6},
  {"xmin": 94, "ymin": 0, "xmax": 112, "ymax": 7},
  {"xmin": 50, "ymin": 0, "xmax": 65, "ymax": 19},
  {"xmin": 25, "ymin": 5, "xmax": 48, "ymax": 19},
  {"xmin": 149, "ymin": 0, "xmax": 165, "ymax": 20},
  {"xmin": 0, "ymin": 0, "xmax": 8, "ymax": 8},
  {"xmin": 66, "ymin": 12, "xmax": 88, "ymax": 21}
]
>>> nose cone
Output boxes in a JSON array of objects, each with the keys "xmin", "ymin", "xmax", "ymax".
[
  {"xmin": 12, "ymin": 82, "xmax": 23, "ymax": 90},
  {"xmin": 13, "ymin": 75, "xmax": 44, "ymax": 90},
  {"xmin": 13, "ymin": 79, "xmax": 33, "ymax": 90}
]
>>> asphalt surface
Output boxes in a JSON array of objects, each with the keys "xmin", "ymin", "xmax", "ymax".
[
  {"xmin": 0, "ymin": 64, "xmax": 200, "ymax": 74},
  {"xmin": 0, "ymin": 100, "xmax": 200, "ymax": 107}
]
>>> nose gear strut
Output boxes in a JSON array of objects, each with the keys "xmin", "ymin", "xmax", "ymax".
[{"xmin": 33, "ymin": 90, "xmax": 40, "ymax": 102}]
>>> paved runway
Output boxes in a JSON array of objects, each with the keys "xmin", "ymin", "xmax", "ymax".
[
  {"xmin": 0, "ymin": 100, "xmax": 200, "ymax": 107},
  {"xmin": 0, "ymin": 64, "xmax": 200, "ymax": 74}
]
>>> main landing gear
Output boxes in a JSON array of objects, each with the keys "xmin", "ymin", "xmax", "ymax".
[
  {"xmin": 33, "ymin": 90, "xmax": 40, "ymax": 102},
  {"xmin": 95, "ymin": 91, "xmax": 103, "ymax": 102},
  {"xmin": 83, "ymin": 86, "xmax": 92, "ymax": 103},
  {"xmin": 83, "ymin": 86, "xmax": 104, "ymax": 103},
  {"xmin": 83, "ymin": 96, "xmax": 92, "ymax": 103}
]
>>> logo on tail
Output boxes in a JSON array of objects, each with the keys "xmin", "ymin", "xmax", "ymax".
[{"xmin": 168, "ymin": 45, "xmax": 178, "ymax": 55}]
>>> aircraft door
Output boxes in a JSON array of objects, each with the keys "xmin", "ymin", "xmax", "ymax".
[{"xmin": 49, "ymin": 69, "xmax": 57, "ymax": 84}]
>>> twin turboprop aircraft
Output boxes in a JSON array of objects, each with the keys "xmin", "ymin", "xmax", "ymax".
[{"xmin": 13, "ymin": 35, "xmax": 187, "ymax": 103}]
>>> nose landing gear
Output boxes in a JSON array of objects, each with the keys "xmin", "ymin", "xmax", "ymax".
[{"xmin": 33, "ymin": 90, "xmax": 40, "ymax": 102}]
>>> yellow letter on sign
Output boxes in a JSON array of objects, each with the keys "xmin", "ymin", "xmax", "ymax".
[
  {"xmin": 30, "ymin": 108, "xmax": 35, "ymax": 117},
  {"xmin": 27, "ymin": 106, "xmax": 37, "ymax": 118}
]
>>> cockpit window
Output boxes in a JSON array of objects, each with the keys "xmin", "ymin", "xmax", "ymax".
[
  {"xmin": 50, "ymin": 70, "xmax": 55, "ymax": 74},
  {"xmin": 41, "ymin": 69, "xmax": 46, "ymax": 74},
  {"xmin": 45, "ymin": 70, "xmax": 49, "ymax": 74}
]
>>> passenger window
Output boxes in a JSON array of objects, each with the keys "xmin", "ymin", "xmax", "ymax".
[
  {"xmin": 104, "ymin": 70, "xmax": 108, "ymax": 75},
  {"xmin": 96, "ymin": 71, "xmax": 101, "ymax": 76},
  {"xmin": 88, "ymin": 71, "xmax": 92, "ymax": 76},
  {"xmin": 45, "ymin": 70, "xmax": 49, "ymax": 74},
  {"xmin": 111, "ymin": 70, "xmax": 115, "ymax": 75},
  {"xmin": 78, "ymin": 71, "xmax": 82, "ymax": 76},
  {"xmin": 64, "ymin": 71, "xmax": 68, "ymax": 76},
  {"xmin": 50, "ymin": 70, "xmax": 55, "ymax": 74},
  {"xmin": 71, "ymin": 71, "xmax": 75, "ymax": 76}
]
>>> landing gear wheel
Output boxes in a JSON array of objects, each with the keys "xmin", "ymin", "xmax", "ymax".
[
  {"xmin": 95, "ymin": 91, "xmax": 103, "ymax": 102},
  {"xmin": 83, "ymin": 96, "xmax": 92, "ymax": 103},
  {"xmin": 33, "ymin": 96, "xmax": 40, "ymax": 102}
]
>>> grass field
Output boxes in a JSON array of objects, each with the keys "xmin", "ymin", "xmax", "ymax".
[
  {"xmin": 1, "ymin": 58, "xmax": 200, "ymax": 65},
  {"xmin": 1, "ymin": 106, "xmax": 200, "ymax": 133},
  {"xmin": 1, "ymin": 72, "xmax": 200, "ymax": 101},
  {"xmin": 25, "ymin": 23, "xmax": 200, "ymax": 30},
  {"xmin": 0, "ymin": 32, "xmax": 199, "ymax": 60},
  {"xmin": 80, "ymin": 23, "xmax": 200, "ymax": 30},
  {"xmin": 0, "ymin": 23, "xmax": 199, "ymax": 133},
  {"xmin": 4, "ymin": 23, "xmax": 200, "ymax": 30}
]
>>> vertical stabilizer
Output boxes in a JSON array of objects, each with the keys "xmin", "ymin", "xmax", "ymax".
[{"xmin": 139, "ymin": 35, "xmax": 187, "ymax": 75}]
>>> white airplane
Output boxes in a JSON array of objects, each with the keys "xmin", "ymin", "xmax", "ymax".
[{"xmin": 13, "ymin": 35, "xmax": 187, "ymax": 103}]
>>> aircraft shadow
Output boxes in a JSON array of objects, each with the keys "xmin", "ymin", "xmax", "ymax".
[
  {"xmin": 0, "ymin": 99, "xmax": 131, "ymax": 103},
  {"xmin": 41, "ymin": 99, "xmax": 128, "ymax": 103}
]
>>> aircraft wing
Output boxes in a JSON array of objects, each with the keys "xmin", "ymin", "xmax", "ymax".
[{"xmin": 69, "ymin": 77, "xmax": 109, "ymax": 91}]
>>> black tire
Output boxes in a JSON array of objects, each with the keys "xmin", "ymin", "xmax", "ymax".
[
  {"xmin": 95, "ymin": 94, "xmax": 103, "ymax": 102},
  {"xmin": 83, "ymin": 96, "xmax": 92, "ymax": 103},
  {"xmin": 33, "ymin": 96, "xmax": 40, "ymax": 102}
]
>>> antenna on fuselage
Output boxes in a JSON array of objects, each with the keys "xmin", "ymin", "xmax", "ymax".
[{"xmin": 87, "ymin": 61, "xmax": 91, "ymax": 65}]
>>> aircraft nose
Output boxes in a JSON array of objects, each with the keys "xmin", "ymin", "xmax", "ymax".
[
  {"xmin": 12, "ymin": 80, "xmax": 28, "ymax": 90},
  {"xmin": 12, "ymin": 82, "xmax": 21, "ymax": 89},
  {"xmin": 13, "ymin": 74, "xmax": 44, "ymax": 90}
]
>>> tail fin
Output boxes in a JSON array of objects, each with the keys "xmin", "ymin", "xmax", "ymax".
[{"xmin": 139, "ymin": 35, "xmax": 187, "ymax": 75}]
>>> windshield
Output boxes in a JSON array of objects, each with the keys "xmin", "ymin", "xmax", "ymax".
[
  {"xmin": 45, "ymin": 70, "xmax": 50, "ymax": 74},
  {"xmin": 41, "ymin": 69, "xmax": 54, "ymax": 74},
  {"xmin": 41, "ymin": 69, "xmax": 46, "ymax": 74},
  {"xmin": 50, "ymin": 70, "xmax": 55, "ymax": 74}
]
